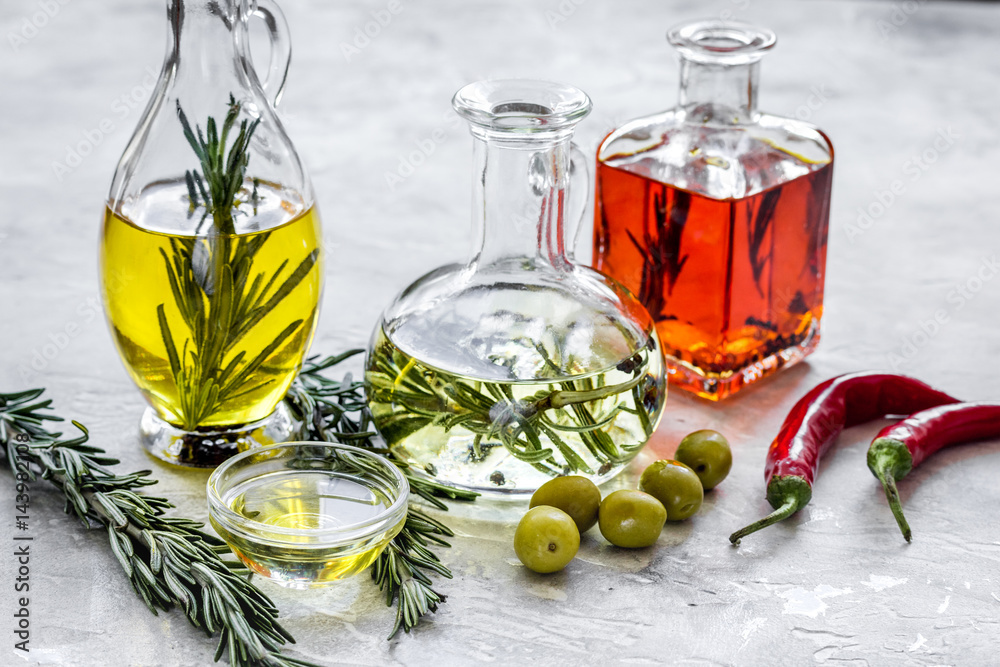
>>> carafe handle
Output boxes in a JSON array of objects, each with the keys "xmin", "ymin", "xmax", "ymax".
[
  {"xmin": 566, "ymin": 142, "xmax": 591, "ymax": 263},
  {"xmin": 251, "ymin": 0, "xmax": 292, "ymax": 108}
]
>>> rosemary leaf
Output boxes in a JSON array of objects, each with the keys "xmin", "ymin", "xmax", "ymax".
[
  {"xmin": 162, "ymin": 96, "xmax": 322, "ymax": 433},
  {"xmin": 285, "ymin": 352, "xmax": 479, "ymax": 638},
  {"xmin": 0, "ymin": 390, "xmax": 317, "ymax": 667}
]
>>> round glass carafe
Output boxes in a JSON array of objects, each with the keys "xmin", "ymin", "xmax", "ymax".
[
  {"xmin": 366, "ymin": 80, "xmax": 667, "ymax": 495},
  {"xmin": 100, "ymin": 0, "xmax": 323, "ymax": 467}
]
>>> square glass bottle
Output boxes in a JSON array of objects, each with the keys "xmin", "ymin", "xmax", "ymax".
[{"xmin": 594, "ymin": 20, "xmax": 834, "ymax": 400}]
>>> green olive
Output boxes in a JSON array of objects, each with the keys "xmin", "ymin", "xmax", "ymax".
[
  {"xmin": 597, "ymin": 490, "xmax": 666, "ymax": 548},
  {"xmin": 514, "ymin": 506, "xmax": 580, "ymax": 573},
  {"xmin": 639, "ymin": 459, "xmax": 704, "ymax": 520},
  {"xmin": 529, "ymin": 476, "xmax": 601, "ymax": 533},
  {"xmin": 675, "ymin": 430, "xmax": 732, "ymax": 490}
]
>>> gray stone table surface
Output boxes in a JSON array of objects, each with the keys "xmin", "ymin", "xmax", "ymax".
[{"xmin": 1, "ymin": 0, "xmax": 999, "ymax": 665}]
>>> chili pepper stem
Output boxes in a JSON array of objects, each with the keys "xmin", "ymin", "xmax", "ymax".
[
  {"xmin": 729, "ymin": 497, "xmax": 799, "ymax": 545},
  {"xmin": 730, "ymin": 475, "xmax": 812, "ymax": 545},
  {"xmin": 866, "ymin": 438, "xmax": 915, "ymax": 543},
  {"xmin": 873, "ymin": 467, "xmax": 912, "ymax": 542}
]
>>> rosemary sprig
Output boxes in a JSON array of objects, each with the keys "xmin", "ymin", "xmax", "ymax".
[
  {"xmin": 177, "ymin": 94, "xmax": 258, "ymax": 235},
  {"xmin": 284, "ymin": 351, "xmax": 479, "ymax": 638},
  {"xmin": 365, "ymin": 340, "xmax": 657, "ymax": 479},
  {"xmin": 158, "ymin": 96, "xmax": 318, "ymax": 433},
  {"xmin": 626, "ymin": 185, "xmax": 691, "ymax": 322},
  {"xmin": 1, "ymin": 347, "xmax": 480, "ymax": 655},
  {"xmin": 747, "ymin": 187, "xmax": 782, "ymax": 298},
  {"xmin": 0, "ymin": 389, "xmax": 315, "ymax": 667}
]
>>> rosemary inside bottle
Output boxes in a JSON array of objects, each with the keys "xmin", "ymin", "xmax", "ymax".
[
  {"xmin": 365, "ymin": 326, "xmax": 665, "ymax": 493},
  {"xmin": 102, "ymin": 95, "xmax": 322, "ymax": 441}
]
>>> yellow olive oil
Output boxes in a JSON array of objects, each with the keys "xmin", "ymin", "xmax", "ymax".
[
  {"xmin": 366, "ymin": 325, "xmax": 666, "ymax": 493},
  {"xmin": 211, "ymin": 470, "xmax": 404, "ymax": 586},
  {"xmin": 101, "ymin": 191, "xmax": 322, "ymax": 430}
]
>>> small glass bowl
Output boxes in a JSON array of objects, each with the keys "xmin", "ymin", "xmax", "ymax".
[{"xmin": 207, "ymin": 441, "xmax": 409, "ymax": 589}]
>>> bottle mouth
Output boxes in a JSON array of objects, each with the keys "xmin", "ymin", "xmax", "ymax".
[
  {"xmin": 452, "ymin": 79, "xmax": 592, "ymax": 133},
  {"xmin": 667, "ymin": 20, "xmax": 776, "ymax": 65}
]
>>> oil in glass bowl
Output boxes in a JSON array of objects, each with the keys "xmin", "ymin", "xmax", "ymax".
[{"xmin": 207, "ymin": 443, "xmax": 408, "ymax": 588}]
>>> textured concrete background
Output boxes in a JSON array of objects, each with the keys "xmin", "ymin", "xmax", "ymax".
[{"xmin": 1, "ymin": 0, "xmax": 999, "ymax": 665}]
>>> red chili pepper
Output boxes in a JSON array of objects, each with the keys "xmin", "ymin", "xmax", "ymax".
[
  {"xmin": 729, "ymin": 372, "xmax": 959, "ymax": 544},
  {"xmin": 867, "ymin": 402, "xmax": 1000, "ymax": 542}
]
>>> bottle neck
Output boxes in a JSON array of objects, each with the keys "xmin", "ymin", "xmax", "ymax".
[
  {"xmin": 167, "ymin": 0, "xmax": 248, "ymax": 74},
  {"xmin": 678, "ymin": 58, "xmax": 759, "ymax": 124},
  {"xmin": 470, "ymin": 131, "xmax": 573, "ymax": 271}
]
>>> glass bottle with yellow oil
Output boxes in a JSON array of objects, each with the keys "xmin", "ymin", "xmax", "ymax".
[{"xmin": 101, "ymin": 0, "xmax": 323, "ymax": 467}]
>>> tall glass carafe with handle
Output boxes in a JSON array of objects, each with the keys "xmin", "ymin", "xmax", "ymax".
[
  {"xmin": 366, "ymin": 80, "xmax": 666, "ymax": 495},
  {"xmin": 101, "ymin": 0, "xmax": 323, "ymax": 467},
  {"xmin": 595, "ymin": 20, "xmax": 834, "ymax": 401}
]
